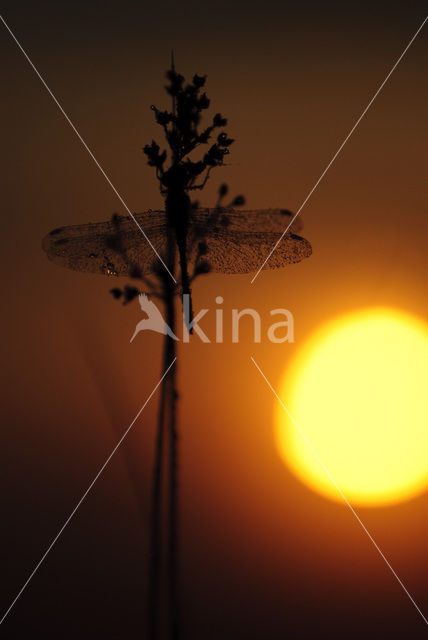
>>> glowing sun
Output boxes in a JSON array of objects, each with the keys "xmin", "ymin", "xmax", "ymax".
[{"xmin": 276, "ymin": 308, "xmax": 428, "ymax": 506}]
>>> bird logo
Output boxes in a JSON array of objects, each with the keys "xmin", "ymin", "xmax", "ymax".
[{"xmin": 130, "ymin": 293, "xmax": 178, "ymax": 343}]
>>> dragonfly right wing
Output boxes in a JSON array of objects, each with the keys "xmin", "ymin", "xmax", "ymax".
[
  {"xmin": 190, "ymin": 207, "xmax": 304, "ymax": 234},
  {"xmin": 189, "ymin": 229, "xmax": 312, "ymax": 273},
  {"xmin": 188, "ymin": 208, "xmax": 311, "ymax": 273}
]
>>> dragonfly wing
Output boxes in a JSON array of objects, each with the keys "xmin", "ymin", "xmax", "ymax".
[
  {"xmin": 191, "ymin": 229, "xmax": 312, "ymax": 274},
  {"xmin": 188, "ymin": 209, "xmax": 310, "ymax": 273},
  {"xmin": 42, "ymin": 211, "xmax": 168, "ymax": 276},
  {"xmin": 42, "ymin": 208, "xmax": 310, "ymax": 277},
  {"xmin": 190, "ymin": 208, "xmax": 304, "ymax": 234}
]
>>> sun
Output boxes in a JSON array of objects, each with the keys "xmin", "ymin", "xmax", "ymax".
[{"xmin": 276, "ymin": 308, "xmax": 428, "ymax": 506}]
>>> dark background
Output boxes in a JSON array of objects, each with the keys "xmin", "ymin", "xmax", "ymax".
[{"xmin": 1, "ymin": 1, "xmax": 427, "ymax": 638}]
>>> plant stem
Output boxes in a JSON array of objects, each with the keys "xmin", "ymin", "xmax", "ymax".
[
  {"xmin": 147, "ymin": 225, "xmax": 179, "ymax": 640},
  {"xmin": 165, "ymin": 283, "xmax": 179, "ymax": 640},
  {"xmin": 147, "ymin": 331, "xmax": 168, "ymax": 640}
]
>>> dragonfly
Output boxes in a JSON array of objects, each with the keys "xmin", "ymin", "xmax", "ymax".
[{"xmin": 42, "ymin": 207, "xmax": 311, "ymax": 278}]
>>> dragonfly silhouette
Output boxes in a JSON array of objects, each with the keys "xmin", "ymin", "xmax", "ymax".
[{"xmin": 42, "ymin": 207, "xmax": 311, "ymax": 282}]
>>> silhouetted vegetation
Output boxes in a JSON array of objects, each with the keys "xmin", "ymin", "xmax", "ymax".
[{"xmin": 109, "ymin": 58, "xmax": 245, "ymax": 640}]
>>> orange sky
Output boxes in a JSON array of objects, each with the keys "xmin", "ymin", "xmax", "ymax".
[{"xmin": 1, "ymin": 2, "xmax": 427, "ymax": 637}]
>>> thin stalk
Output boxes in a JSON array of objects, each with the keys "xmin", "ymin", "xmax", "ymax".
[
  {"xmin": 147, "ymin": 332, "xmax": 168, "ymax": 640},
  {"xmin": 147, "ymin": 226, "xmax": 177, "ymax": 640},
  {"xmin": 165, "ymin": 282, "xmax": 179, "ymax": 640}
]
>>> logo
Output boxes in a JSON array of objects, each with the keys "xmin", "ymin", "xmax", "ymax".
[
  {"xmin": 131, "ymin": 294, "xmax": 294, "ymax": 344},
  {"xmin": 130, "ymin": 294, "xmax": 179, "ymax": 342}
]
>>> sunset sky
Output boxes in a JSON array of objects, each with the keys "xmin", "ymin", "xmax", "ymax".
[{"xmin": 1, "ymin": 2, "xmax": 427, "ymax": 638}]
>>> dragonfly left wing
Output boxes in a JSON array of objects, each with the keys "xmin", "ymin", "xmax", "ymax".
[{"xmin": 42, "ymin": 210, "xmax": 168, "ymax": 276}]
